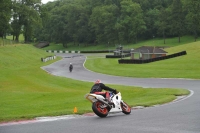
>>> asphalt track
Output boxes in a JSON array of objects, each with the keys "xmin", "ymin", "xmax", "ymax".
[{"xmin": 1, "ymin": 53, "xmax": 200, "ymax": 133}]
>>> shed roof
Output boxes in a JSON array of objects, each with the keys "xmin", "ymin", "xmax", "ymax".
[{"xmin": 131, "ymin": 46, "xmax": 167, "ymax": 54}]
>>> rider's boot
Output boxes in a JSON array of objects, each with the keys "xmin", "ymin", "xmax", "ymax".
[{"xmin": 105, "ymin": 98, "xmax": 113, "ymax": 106}]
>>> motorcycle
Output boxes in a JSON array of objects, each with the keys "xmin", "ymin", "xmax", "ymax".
[
  {"xmin": 69, "ymin": 64, "xmax": 73, "ymax": 72},
  {"xmin": 85, "ymin": 91, "xmax": 131, "ymax": 117}
]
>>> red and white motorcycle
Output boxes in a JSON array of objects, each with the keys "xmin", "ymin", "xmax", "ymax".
[{"xmin": 85, "ymin": 91, "xmax": 131, "ymax": 117}]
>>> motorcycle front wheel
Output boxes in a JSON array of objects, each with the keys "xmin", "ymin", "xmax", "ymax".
[
  {"xmin": 92, "ymin": 101, "xmax": 109, "ymax": 117},
  {"xmin": 121, "ymin": 101, "xmax": 131, "ymax": 114}
]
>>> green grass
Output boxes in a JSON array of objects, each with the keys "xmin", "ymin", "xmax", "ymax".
[
  {"xmin": 85, "ymin": 41, "xmax": 200, "ymax": 79},
  {"xmin": 0, "ymin": 44, "xmax": 189, "ymax": 122},
  {"xmin": 1, "ymin": 34, "xmax": 25, "ymax": 46},
  {"xmin": 42, "ymin": 35, "xmax": 199, "ymax": 51},
  {"xmin": 6, "ymin": 34, "xmax": 24, "ymax": 41}
]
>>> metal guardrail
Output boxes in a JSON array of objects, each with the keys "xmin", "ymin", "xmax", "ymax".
[
  {"xmin": 41, "ymin": 56, "xmax": 56, "ymax": 62},
  {"xmin": 46, "ymin": 50, "xmax": 80, "ymax": 53},
  {"xmin": 106, "ymin": 54, "xmax": 131, "ymax": 58}
]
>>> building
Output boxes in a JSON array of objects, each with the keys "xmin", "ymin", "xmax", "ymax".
[{"xmin": 130, "ymin": 46, "xmax": 168, "ymax": 60}]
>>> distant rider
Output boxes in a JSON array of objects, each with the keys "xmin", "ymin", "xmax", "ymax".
[
  {"xmin": 90, "ymin": 79, "xmax": 118, "ymax": 105},
  {"xmin": 69, "ymin": 63, "xmax": 73, "ymax": 72}
]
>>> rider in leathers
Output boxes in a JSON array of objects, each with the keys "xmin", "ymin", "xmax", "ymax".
[
  {"xmin": 90, "ymin": 79, "xmax": 117, "ymax": 105},
  {"xmin": 69, "ymin": 63, "xmax": 73, "ymax": 72}
]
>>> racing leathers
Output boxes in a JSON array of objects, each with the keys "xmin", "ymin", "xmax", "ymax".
[{"xmin": 90, "ymin": 83, "xmax": 117, "ymax": 104}]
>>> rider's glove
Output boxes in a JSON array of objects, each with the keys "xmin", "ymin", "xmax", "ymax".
[{"xmin": 113, "ymin": 89, "xmax": 118, "ymax": 94}]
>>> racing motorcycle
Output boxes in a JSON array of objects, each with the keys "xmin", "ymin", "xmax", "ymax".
[
  {"xmin": 85, "ymin": 91, "xmax": 131, "ymax": 117},
  {"xmin": 69, "ymin": 63, "xmax": 73, "ymax": 72}
]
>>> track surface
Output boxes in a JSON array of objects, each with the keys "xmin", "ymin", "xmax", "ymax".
[{"xmin": 1, "ymin": 53, "xmax": 200, "ymax": 133}]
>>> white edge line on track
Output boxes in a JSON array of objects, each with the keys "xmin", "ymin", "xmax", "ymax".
[{"xmin": 0, "ymin": 115, "xmax": 86, "ymax": 127}]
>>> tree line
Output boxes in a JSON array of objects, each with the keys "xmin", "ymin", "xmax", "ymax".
[{"xmin": 0, "ymin": 0, "xmax": 200, "ymax": 47}]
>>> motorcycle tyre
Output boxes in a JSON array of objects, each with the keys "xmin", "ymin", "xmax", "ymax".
[
  {"xmin": 69, "ymin": 68, "xmax": 73, "ymax": 72},
  {"xmin": 121, "ymin": 101, "xmax": 131, "ymax": 115},
  {"xmin": 92, "ymin": 101, "xmax": 109, "ymax": 118}
]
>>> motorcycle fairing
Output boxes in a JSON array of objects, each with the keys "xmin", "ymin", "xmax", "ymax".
[{"xmin": 109, "ymin": 92, "xmax": 122, "ymax": 113}]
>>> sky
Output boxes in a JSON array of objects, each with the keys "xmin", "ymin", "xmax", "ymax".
[{"xmin": 41, "ymin": 0, "xmax": 55, "ymax": 4}]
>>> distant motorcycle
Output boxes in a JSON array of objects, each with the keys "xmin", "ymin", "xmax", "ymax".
[
  {"xmin": 85, "ymin": 91, "xmax": 131, "ymax": 117},
  {"xmin": 69, "ymin": 63, "xmax": 73, "ymax": 72}
]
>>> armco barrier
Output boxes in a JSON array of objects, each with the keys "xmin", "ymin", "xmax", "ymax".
[
  {"xmin": 46, "ymin": 50, "xmax": 120, "ymax": 54},
  {"xmin": 46, "ymin": 50, "xmax": 80, "ymax": 53},
  {"xmin": 106, "ymin": 55, "xmax": 121, "ymax": 58},
  {"xmin": 118, "ymin": 51, "xmax": 187, "ymax": 64},
  {"xmin": 106, "ymin": 53, "xmax": 131, "ymax": 58},
  {"xmin": 81, "ymin": 50, "xmax": 111, "ymax": 53},
  {"xmin": 41, "ymin": 56, "xmax": 56, "ymax": 62},
  {"xmin": 46, "ymin": 50, "xmax": 116, "ymax": 54}
]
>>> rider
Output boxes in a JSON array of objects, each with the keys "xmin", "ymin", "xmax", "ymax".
[
  {"xmin": 69, "ymin": 63, "xmax": 73, "ymax": 72},
  {"xmin": 90, "ymin": 79, "xmax": 118, "ymax": 105}
]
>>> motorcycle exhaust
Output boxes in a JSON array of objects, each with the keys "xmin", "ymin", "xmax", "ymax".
[{"xmin": 97, "ymin": 98, "xmax": 112, "ymax": 108}]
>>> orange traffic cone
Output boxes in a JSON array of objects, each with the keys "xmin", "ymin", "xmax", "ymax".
[{"xmin": 73, "ymin": 107, "xmax": 78, "ymax": 113}]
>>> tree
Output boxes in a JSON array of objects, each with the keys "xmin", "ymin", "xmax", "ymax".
[
  {"xmin": 119, "ymin": 0, "xmax": 146, "ymax": 43},
  {"xmin": 89, "ymin": 5, "xmax": 119, "ymax": 44},
  {"xmin": 40, "ymin": 1, "xmax": 90, "ymax": 47},
  {"xmin": 156, "ymin": 7, "xmax": 171, "ymax": 44},
  {"xmin": 169, "ymin": 0, "xmax": 186, "ymax": 43},
  {"xmin": 183, "ymin": 0, "xmax": 200, "ymax": 41},
  {"xmin": 33, "ymin": 0, "xmax": 198, "ymax": 47},
  {"xmin": 144, "ymin": 8, "xmax": 160, "ymax": 39},
  {"xmin": 0, "ymin": 0, "xmax": 11, "ymax": 38},
  {"xmin": 11, "ymin": 0, "xmax": 41, "ymax": 42}
]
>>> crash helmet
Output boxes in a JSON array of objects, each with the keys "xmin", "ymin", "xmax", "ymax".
[
  {"xmin": 95, "ymin": 79, "xmax": 101, "ymax": 84},
  {"xmin": 70, "ymin": 63, "xmax": 72, "ymax": 65}
]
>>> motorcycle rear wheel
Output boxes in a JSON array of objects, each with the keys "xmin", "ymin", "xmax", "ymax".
[
  {"xmin": 92, "ymin": 101, "xmax": 109, "ymax": 117},
  {"xmin": 121, "ymin": 101, "xmax": 131, "ymax": 114}
]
